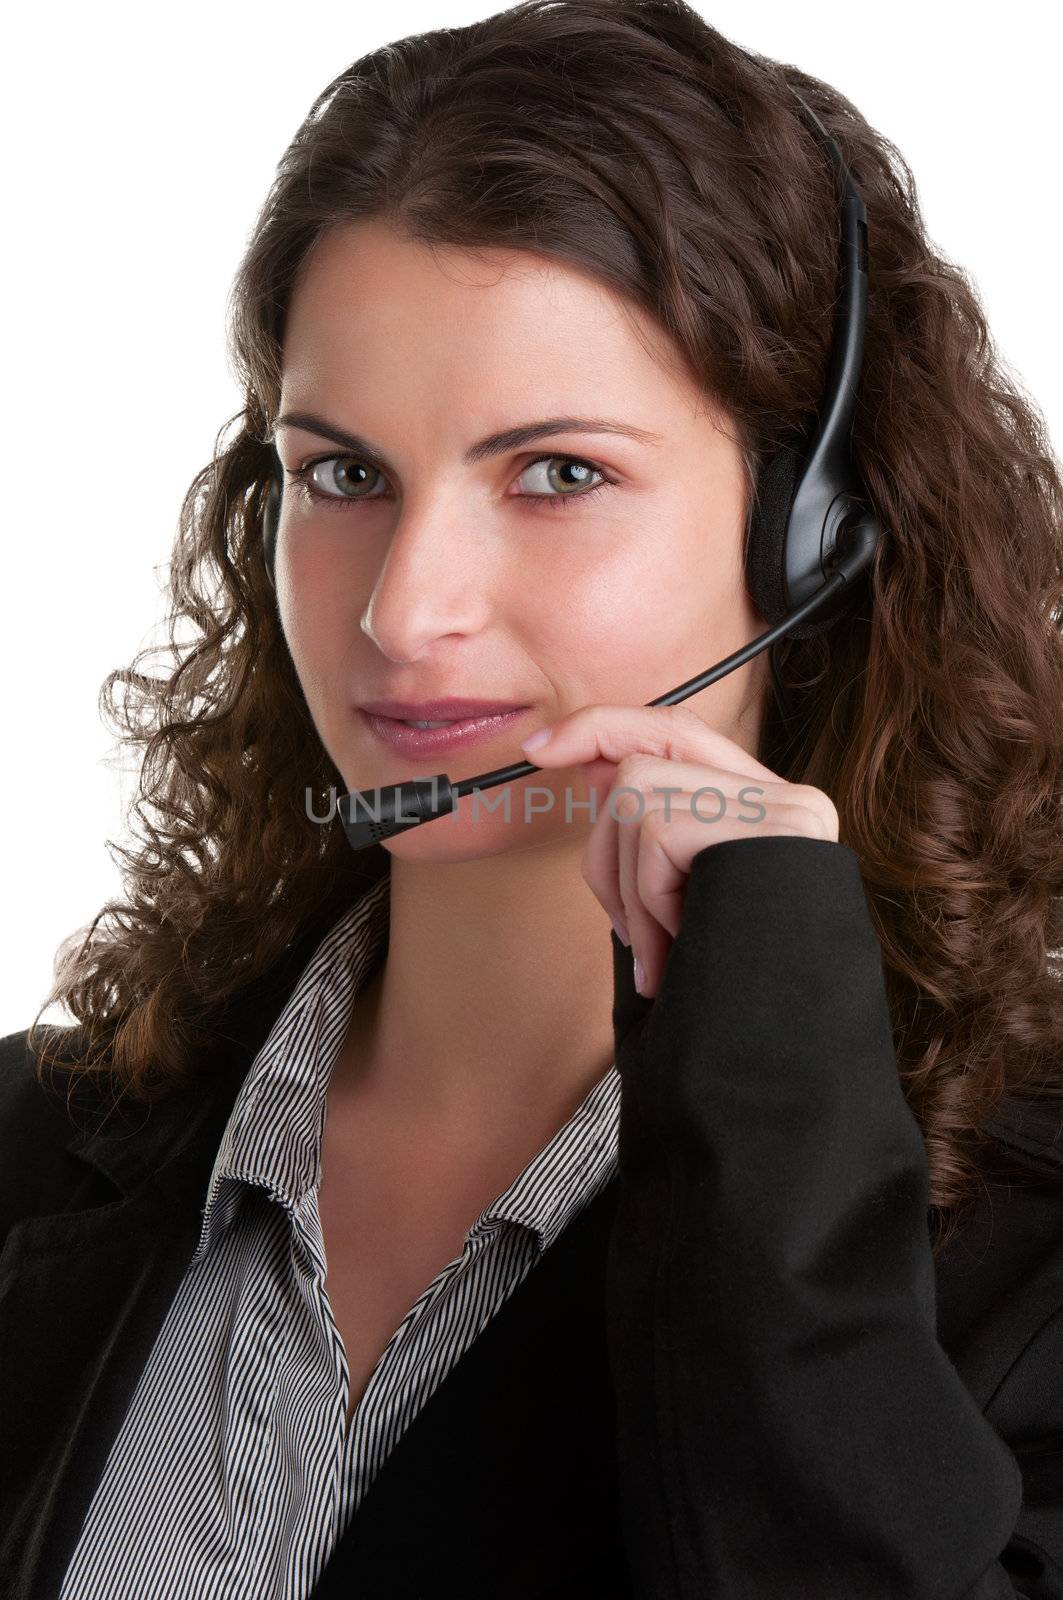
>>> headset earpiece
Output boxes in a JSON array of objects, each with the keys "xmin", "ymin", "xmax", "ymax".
[
  {"xmin": 743, "ymin": 95, "xmax": 877, "ymax": 644},
  {"xmin": 745, "ymin": 439, "xmax": 827, "ymax": 642}
]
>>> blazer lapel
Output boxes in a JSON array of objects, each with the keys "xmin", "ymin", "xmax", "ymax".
[
  {"xmin": 1, "ymin": 1088, "xmax": 234, "ymax": 1599},
  {"xmin": 0, "ymin": 914, "xmax": 339, "ymax": 1600},
  {"xmin": 309, "ymin": 1170, "xmax": 631, "ymax": 1599},
  {"xmin": 934, "ymin": 1097, "xmax": 1063, "ymax": 1413}
]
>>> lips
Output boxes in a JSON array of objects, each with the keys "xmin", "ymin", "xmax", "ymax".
[
  {"xmin": 357, "ymin": 704, "xmax": 533, "ymax": 758},
  {"xmin": 360, "ymin": 698, "xmax": 530, "ymax": 721}
]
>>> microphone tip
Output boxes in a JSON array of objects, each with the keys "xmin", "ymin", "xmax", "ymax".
[{"xmin": 338, "ymin": 775, "xmax": 456, "ymax": 850}]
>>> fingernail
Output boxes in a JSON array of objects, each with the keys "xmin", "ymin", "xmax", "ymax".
[
  {"xmin": 610, "ymin": 914, "xmax": 630, "ymax": 947},
  {"xmin": 520, "ymin": 726, "xmax": 552, "ymax": 752},
  {"xmin": 633, "ymin": 954, "xmax": 646, "ymax": 995}
]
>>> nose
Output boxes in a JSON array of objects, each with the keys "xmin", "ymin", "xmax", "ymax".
[{"xmin": 359, "ymin": 491, "xmax": 493, "ymax": 662}]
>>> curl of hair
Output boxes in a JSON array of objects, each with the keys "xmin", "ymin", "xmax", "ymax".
[{"xmin": 29, "ymin": 0, "xmax": 1063, "ymax": 1254}]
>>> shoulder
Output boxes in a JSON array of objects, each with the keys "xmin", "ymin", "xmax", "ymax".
[
  {"xmin": 0, "ymin": 1024, "xmax": 121, "ymax": 1237},
  {"xmin": 0, "ymin": 1023, "xmax": 78, "ymax": 1143},
  {"xmin": 981, "ymin": 1091, "xmax": 1063, "ymax": 1177},
  {"xmin": 935, "ymin": 1092, "xmax": 1063, "ymax": 1363}
]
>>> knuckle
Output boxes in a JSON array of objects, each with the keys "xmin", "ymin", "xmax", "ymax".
[
  {"xmin": 612, "ymin": 789, "xmax": 642, "ymax": 823},
  {"xmin": 777, "ymin": 788, "xmax": 836, "ymax": 838},
  {"xmin": 616, "ymin": 752, "xmax": 653, "ymax": 786},
  {"xmin": 663, "ymin": 706, "xmax": 707, "ymax": 756},
  {"xmin": 669, "ymin": 704, "xmax": 708, "ymax": 734},
  {"xmin": 642, "ymin": 803, "xmax": 671, "ymax": 836},
  {"xmin": 789, "ymin": 781, "xmax": 829, "ymax": 812}
]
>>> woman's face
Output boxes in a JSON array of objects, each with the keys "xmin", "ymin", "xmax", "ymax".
[{"xmin": 275, "ymin": 218, "xmax": 770, "ymax": 862}]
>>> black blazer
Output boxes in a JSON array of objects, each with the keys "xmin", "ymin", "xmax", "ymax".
[{"xmin": 3, "ymin": 835, "xmax": 1063, "ymax": 1599}]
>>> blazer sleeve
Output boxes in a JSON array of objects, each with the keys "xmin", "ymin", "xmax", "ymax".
[{"xmin": 604, "ymin": 832, "xmax": 1063, "ymax": 1600}]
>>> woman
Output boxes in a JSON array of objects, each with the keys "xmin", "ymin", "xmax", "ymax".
[{"xmin": 3, "ymin": 0, "xmax": 1062, "ymax": 1595}]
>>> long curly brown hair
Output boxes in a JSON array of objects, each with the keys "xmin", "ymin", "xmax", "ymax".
[{"xmin": 27, "ymin": 0, "xmax": 1063, "ymax": 1254}]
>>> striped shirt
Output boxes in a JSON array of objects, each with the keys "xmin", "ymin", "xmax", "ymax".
[{"xmin": 58, "ymin": 866, "xmax": 622, "ymax": 1599}]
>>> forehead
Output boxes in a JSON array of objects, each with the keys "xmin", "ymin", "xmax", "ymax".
[{"xmin": 281, "ymin": 217, "xmax": 693, "ymax": 407}]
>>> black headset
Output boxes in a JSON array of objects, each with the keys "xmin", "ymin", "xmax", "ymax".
[{"xmin": 261, "ymin": 85, "xmax": 883, "ymax": 852}]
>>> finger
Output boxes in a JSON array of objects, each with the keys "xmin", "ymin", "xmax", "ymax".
[
  {"xmin": 614, "ymin": 789, "xmax": 676, "ymax": 997},
  {"xmin": 520, "ymin": 701, "xmax": 780, "ymax": 783},
  {"xmin": 631, "ymin": 812, "xmax": 706, "ymax": 996},
  {"xmin": 581, "ymin": 755, "xmax": 773, "ymax": 933}
]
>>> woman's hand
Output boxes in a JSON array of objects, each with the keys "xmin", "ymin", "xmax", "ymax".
[{"xmin": 520, "ymin": 703, "xmax": 839, "ymax": 999}]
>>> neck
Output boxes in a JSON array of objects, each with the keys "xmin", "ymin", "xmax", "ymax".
[{"xmin": 331, "ymin": 831, "xmax": 619, "ymax": 1141}]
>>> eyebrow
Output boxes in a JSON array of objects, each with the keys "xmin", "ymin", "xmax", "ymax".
[{"xmin": 272, "ymin": 410, "xmax": 663, "ymax": 467}]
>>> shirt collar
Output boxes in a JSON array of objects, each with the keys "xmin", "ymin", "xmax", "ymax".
[
  {"xmin": 191, "ymin": 861, "xmax": 620, "ymax": 1265},
  {"xmin": 192, "ymin": 870, "xmax": 390, "ymax": 1262},
  {"xmin": 472, "ymin": 1063, "xmax": 620, "ymax": 1253}
]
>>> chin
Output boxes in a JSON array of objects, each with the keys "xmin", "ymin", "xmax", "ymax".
[
  {"xmin": 377, "ymin": 801, "xmax": 567, "ymax": 865},
  {"xmin": 383, "ymin": 814, "xmax": 518, "ymax": 865}
]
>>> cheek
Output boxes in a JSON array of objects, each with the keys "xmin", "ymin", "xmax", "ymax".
[
  {"xmin": 511, "ymin": 558, "xmax": 643, "ymax": 700},
  {"xmin": 529, "ymin": 539, "xmax": 749, "ymax": 716},
  {"xmin": 279, "ymin": 538, "xmax": 364, "ymax": 698},
  {"xmin": 523, "ymin": 551, "xmax": 712, "ymax": 705}
]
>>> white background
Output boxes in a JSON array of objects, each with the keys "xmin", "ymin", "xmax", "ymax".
[{"xmin": 2, "ymin": 2, "xmax": 1059, "ymax": 1036}]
